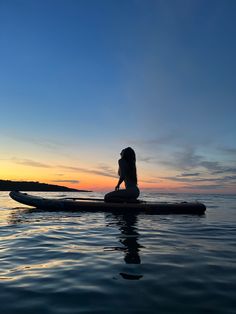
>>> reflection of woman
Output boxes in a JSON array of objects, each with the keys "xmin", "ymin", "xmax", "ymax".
[
  {"xmin": 105, "ymin": 212, "xmax": 143, "ymax": 280},
  {"xmin": 105, "ymin": 212, "xmax": 142, "ymax": 265},
  {"xmin": 104, "ymin": 147, "xmax": 140, "ymax": 202},
  {"xmin": 119, "ymin": 213, "xmax": 141, "ymax": 264}
]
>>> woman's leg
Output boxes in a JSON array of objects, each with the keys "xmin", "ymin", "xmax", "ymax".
[{"xmin": 104, "ymin": 188, "xmax": 139, "ymax": 203}]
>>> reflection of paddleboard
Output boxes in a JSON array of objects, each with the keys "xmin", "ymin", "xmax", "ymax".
[{"xmin": 9, "ymin": 191, "xmax": 206, "ymax": 215}]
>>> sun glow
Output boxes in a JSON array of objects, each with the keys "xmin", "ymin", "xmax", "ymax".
[{"xmin": 1, "ymin": 151, "xmax": 236, "ymax": 194}]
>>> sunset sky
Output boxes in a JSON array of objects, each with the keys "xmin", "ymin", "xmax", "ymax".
[{"xmin": 0, "ymin": 0, "xmax": 236, "ymax": 194}]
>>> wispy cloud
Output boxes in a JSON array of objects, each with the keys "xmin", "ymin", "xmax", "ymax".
[
  {"xmin": 59, "ymin": 165, "xmax": 117, "ymax": 178},
  {"xmin": 157, "ymin": 144, "xmax": 236, "ymax": 190},
  {"xmin": 51, "ymin": 180, "xmax": 80, "ymax": 184},
  {"xmin": 5, "ymin": 133, "xmax": 65, "ymax": 151},
  {"xmin": 97, "ymin": 164, "xmax": 117, "ymax": 176},
  {"xmin": 139, "ymin": 179, "xmax": 161, "ymax": 184},
  {"xmin": 160, "ymin": 147, "xmax": 203, "ymax": 170},
  {"xmin": 211, "ymin": 167, "xmax": 236, "ymax": 175},
  {"xmin": 219, "ymin": 147, "xmax": 236, "ymax": 156},
  {"xmin": 11, "ymin": 158, "xmax": 51, "ymax": 168},
  {"xmin": 180, "ymin": 172, "xmax": 200, "ymax": 177},
  {"xmin": 183, "ymin": 184, "xmax": 224, "ymax": 190},
  {"xmin": 158, "ymin": 147, "xmax": 236, "ymax": 177},
  {"xmin": 138, "ymin": 155, "xmax": 157, "ymax": 163},
  {"xmin": 130, "ymin": 132, "xmax": 184, "ymax": 146},
  {"xmin": 161, "ymin": 174, "xmax": 236, "ymax": 188},
  {"xmin": 8, "ymin": 156, "xmax": 117, "ymax": 179}
]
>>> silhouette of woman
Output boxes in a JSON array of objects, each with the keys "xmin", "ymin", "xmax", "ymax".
[{"xmin": 104, "ymin": 147, "xmax": 140, "ymax": 202}]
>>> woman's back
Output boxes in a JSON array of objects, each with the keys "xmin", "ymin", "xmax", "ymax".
[{"xmin": 119, "ymin": 158, "xmax": 137, "ymax": 188}]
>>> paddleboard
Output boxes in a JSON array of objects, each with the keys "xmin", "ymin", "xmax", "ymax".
[{"xmin": 9, "ymin": 191, "xmax": 206, "ymax": 215}]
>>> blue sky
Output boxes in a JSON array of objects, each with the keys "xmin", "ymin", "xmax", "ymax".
[{"xmin": 0, "ymin": 0, "xmax": 236, "ymax": 193}]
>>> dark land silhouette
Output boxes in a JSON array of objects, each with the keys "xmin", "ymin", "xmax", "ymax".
[{"xmin": 0, "ymin": 180, "xmax": 91, "ymax": 192}]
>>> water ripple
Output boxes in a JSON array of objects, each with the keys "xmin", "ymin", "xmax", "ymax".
[{"xmin": 0, "ymin": 192, "xmax": 236, "ymax": 313}]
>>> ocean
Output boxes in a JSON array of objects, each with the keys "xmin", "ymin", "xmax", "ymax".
[{"xmin": 0, "ymin": 191, "xmax": 235, "ymax": 314}]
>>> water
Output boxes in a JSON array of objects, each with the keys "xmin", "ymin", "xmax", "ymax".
[{"xmin": 0, "ymin": 191, "xmax": 236, "ymax": 314}]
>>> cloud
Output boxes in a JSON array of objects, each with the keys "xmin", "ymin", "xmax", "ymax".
[
  {"xmin": 200, "ymin": 161, "xmax": 222, "ymax": 172},
  {"xmin": 211, "ymin": 167, "xmax": 236, "ymax": 175},
  {"xmin": 162, "ymin": 176, "xmax": 207, "ymax": 183},
  {"xmin": 8, "ymin": 157, "xmax": 117, "ymax": 179},
  {"xmin": 97, "ymin": 164, "xmax": 117, "ymax": 175},
  {"xmin": 183, "ymin": 184, "xmax": 224, "ymax": 190},
  {"xmin": 131, "ymin": 134, "xmax": 236, "ymax": 169},
  {"xmin": 219, "ymin": 147, "xmax": 236, "ymax": 156},
  {"xmin": 60, "ymin": 165, "xmax": 117, "ymax": 178},
  {"xmin": 130, "ymin": 133, "xmax": 184, "ymax": 148},
  {"xmin": 139, "ymin": 179, "xmax": 161, "ymax": 184},
  {"xmin": 180, "ymin": 172, "xmax": 200, "ymax": 177},
  {"xmin": 158, "ymin": 146, "xmax": 236, "ymax": 190},
  {"xmin": 5, "ymin": 133, "xmax": 65, "ymax": 151},
  {"xmin": 138, "ymin": 155, "xmax": 157, "ymax": 163},
  {"xmin": 51, "ymin": 180, "xmax": 80, "ymax": 184},
  {"xmin": 173, "ymin": 170, "xmax": 236, "ymax": 192},
  {"xmin": 163, "ymin": 172, "xmax": 227, "ymax": 184},
  {"xmin": 222, "ymin": 175, "xmax": 236, "ymax": 182},
  {"xmin": 158, "ymin": 147, "xmax": 236, "ymax": 178},
  {"xmin": 11, "ymin": 158, "xmax": 51, "ymax": 168},
  {"xmin": 155, "ymin": 147, "xmax": 201, "ymax": 171}
]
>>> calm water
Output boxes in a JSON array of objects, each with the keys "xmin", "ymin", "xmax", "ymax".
[{"xmin": 0, "ymin": 191, "xmax": 236, "ymax": 314}]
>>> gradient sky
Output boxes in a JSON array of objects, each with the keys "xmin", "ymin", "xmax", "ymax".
[{"xmin": 0, "ymin": 0, "xmax": 236, "ymax": 194}]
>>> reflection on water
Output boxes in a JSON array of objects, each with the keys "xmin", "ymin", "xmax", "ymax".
[
  {"xmin": 105, "ymin": 213, "xmax": 144, "ymax": 280},
  {"xmin": 7, "ymin": 208, "xmax": 144, "ymax": 281},
  {"xmin": 113, "ymin": 213, "xmax": 141, "ymax": 264}
]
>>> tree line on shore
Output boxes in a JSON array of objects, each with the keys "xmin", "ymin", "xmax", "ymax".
[{"xmin": 0, "ymin": 180, "xmax": 90, "ymax": 192}]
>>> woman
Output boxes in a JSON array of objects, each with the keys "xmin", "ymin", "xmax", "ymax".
[{"xmin": 104, "ymin": 147, "xmax": 140, "ymax": 202}]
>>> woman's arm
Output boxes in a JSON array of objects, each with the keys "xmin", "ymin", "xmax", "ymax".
[
  {"xmin": 115, "ymin": 159, "xmax": 125, "ymax": 190},
  {"xmin": 115, "ymin": 178, "xmax": 124, "ymax": 190}
]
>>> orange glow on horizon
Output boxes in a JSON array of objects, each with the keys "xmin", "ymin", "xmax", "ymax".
[{"xmin": 1, "ymin": 160, "xmax": 236, "ymax": 194}]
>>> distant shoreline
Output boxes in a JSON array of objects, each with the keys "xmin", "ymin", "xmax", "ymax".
[{"xmin": 0, "ymin": 180, "xmax": 91, "ymax": 192}]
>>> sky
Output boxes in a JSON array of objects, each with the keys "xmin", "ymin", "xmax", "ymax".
[{"xmin": 0, "ymin": 0, "xmax": 236, "ymax": 194}]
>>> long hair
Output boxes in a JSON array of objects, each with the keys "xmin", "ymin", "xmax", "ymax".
[{"xmin": 121, "ymin": 147, "xmax": 137, "ymax": 184}]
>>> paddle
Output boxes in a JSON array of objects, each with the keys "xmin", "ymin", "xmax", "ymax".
[
  {"xmin": 59, "ymin": 196, "xmax": 144, "ymax": 203},
  {"xmin": 59, "ymin": 197, "xmax": 105, "ymax": 202}
]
